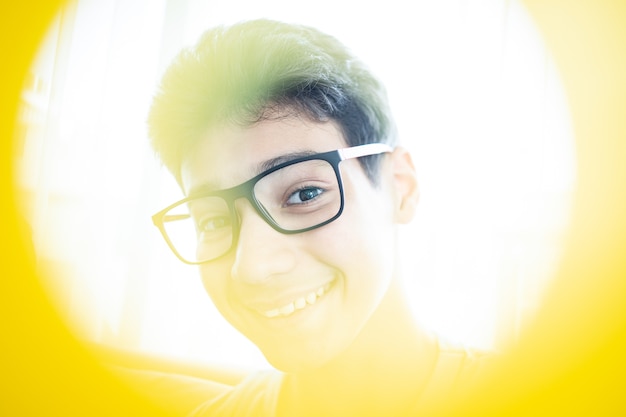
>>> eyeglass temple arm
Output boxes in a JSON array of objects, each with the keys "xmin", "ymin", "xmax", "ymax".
[{"xmin": 338, "ymin": 143, "xmax": 393, "ymax": 161}]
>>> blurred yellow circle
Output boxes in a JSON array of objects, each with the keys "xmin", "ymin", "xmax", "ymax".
[{"xmin": 1, "ymin": 1, "xmax": 625, "ymax": 415}]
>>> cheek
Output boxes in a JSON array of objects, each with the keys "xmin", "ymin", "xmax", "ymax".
[
  {"xmin": 199, "ymin": 262, "xmax": 235, "ymax": 316},
  {"xmin": 340, "ymin": 183, "xmax": 397, "ymax": 259},
  {"xmin": 308, "ymin": 193, "xmax": 397, "ymax": 291},
  {"xmin": 339, "ymin": 189, "xmax": 397, "ymax": 286}
]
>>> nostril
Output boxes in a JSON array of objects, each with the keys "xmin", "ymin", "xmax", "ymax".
[{"xmin": 230, "ymin": 243, "xmax": 297, "ymax": 284}]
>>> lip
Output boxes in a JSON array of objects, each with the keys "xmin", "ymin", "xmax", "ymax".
[{"xmin": 244, "ymin": 279, "xmax": 336, "ymax": 319}]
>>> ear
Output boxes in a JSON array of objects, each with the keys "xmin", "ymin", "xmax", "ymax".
[{"xmin": 389, "ymin": 147, "xmax": 419, "ymax": 224}]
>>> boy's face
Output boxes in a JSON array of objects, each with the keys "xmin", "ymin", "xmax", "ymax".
[{"xmin": 180, "ymin": 116, "xmax": 401, "ymax": 372}]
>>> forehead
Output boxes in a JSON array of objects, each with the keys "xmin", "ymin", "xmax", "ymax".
[{"xmin": 180, "ymin": 116, "xmax": 347, "ymax": 194}]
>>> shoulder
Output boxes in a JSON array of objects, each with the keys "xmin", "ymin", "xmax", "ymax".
[
  {"xmin": 113, "ymin": 366, "xmax": 233, "ymax": 415},
  {"xmin": 414, "ymin": 340, "xmax": 497, "ymax": 412},
  {"xmin": 437, "ymin": 342, "xmax": 495, "ymax": 385},
  {"xmin": 189, "ymin": 370, "xmax": 284, "ymax": 417},
  {"xmin": 93, "ymin": 343, "xmax": 249, "ymax": 415}
]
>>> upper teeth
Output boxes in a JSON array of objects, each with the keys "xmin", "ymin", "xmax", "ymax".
[{"xmin": 264, "ymin": 283, "xmax": 331, "ymax": 318}]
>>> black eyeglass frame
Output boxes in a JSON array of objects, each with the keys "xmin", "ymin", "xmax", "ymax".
[{"xmin": 152, "ymin": 143, "xmax": 393, "ymax": 264}]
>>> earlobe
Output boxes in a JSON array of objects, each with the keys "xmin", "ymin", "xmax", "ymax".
[{"xmin": 390, "ymin": 147, "xmax": 419, "ymax": 224}]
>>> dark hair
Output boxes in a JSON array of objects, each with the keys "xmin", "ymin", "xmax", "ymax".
[{"xmin": 148, "ymin": 19, "xmax": 397, "ymax": 185}]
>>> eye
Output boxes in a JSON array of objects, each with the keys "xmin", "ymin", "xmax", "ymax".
[
  {"xmin": 285, "ymin": 186, "xmax": 324, "ymax": 205},
  {"xmin": 198, "ymin": 216, "xmax": 231, "ymax": 233}
]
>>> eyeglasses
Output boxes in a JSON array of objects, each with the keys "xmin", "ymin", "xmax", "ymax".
[{"xmin": 152, "ymin": 143, "xmax": 393, "ymax": 264}]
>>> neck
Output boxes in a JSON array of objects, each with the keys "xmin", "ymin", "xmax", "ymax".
[{"xmin": 277, "ymin": 278, "xmax": 439, "ymax": 417}]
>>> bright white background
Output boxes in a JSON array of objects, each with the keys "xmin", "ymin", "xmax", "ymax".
[{"xmin": 15, "ymin": 0, "xmax": 575, "ymax": 370}]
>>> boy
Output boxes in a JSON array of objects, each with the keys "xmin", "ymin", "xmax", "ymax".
[{"xmin": 148, "ymin": 19, "xmax": 489, "ymax": 416}]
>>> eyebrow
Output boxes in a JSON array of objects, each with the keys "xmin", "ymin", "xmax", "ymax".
[
  {"xmin": 255, "ymin": 150, "xmax": 318, "ymax": 173},
  {"xmin": 187, "ymin": 149, "xmax": 321, "ymax": 197}
]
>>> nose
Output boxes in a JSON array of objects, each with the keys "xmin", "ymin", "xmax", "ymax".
[{"xmin": 230, "ymin": 200, "xmax": 297, "ymax": 284}]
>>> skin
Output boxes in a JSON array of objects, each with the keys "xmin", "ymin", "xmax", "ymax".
[{"xmin": 180, "ymin": 114, "xmax": 437, "ymax": 415}]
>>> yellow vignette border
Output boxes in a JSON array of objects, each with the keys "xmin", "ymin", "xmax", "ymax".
[
  {"xmin": 1, "ymin": 1, "xmax": 625, "ymax": 416},
  {"xmin": 0, "ymin": 1, "xmax": 170, "ymax": 416}
]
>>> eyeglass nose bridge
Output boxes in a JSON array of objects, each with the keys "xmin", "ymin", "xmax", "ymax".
[{"xmin": 219, "ymin": 178, "xmax": 286, "ymax": 257}]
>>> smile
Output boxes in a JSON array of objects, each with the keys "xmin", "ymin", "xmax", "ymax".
[{"xmin": 263, "ymin": 282, "xmax": 332, "ymax": 319}]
